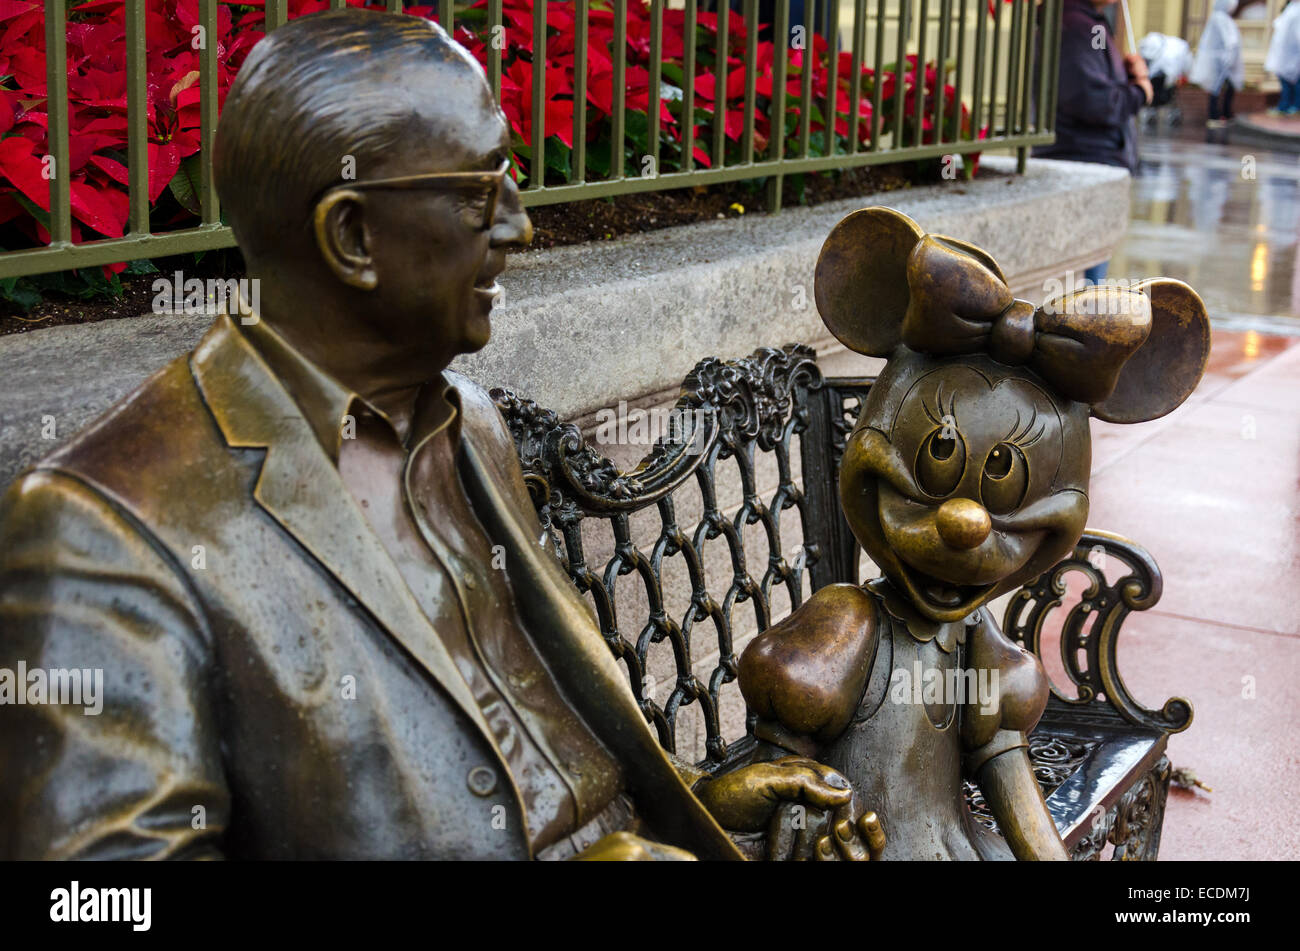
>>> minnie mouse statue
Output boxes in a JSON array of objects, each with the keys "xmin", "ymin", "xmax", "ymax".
[{"xmin": 737, "ymin": 207, "xmax": 1210, "ymax": 860}]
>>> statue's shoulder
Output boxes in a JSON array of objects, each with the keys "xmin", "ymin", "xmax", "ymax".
[
  {"xmin": 444, "ymin": 370, "xmax": 536, "ymax": 507},
  {"xmin": 961, "ymin": 610, "xmax": 1052, "ymax": 750},
  {"xmin": 33, "ymin": 353, "xmax": 213, "ymax": 493},
  {"xmin": 1, "ymin": 352, "xmax": 219, "ymax": 554},
  {"xmin": 738, "ymin": 584, "xmax": 881, "ymax": 748},
  {"xmin": 443, "ymin": 369, "xmax": 493, "ymax": 413}
]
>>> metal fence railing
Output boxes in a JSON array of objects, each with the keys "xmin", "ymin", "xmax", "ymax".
[{"xmin": 0, "ymin": 0, "xmax": 1061, "ymax": 280}]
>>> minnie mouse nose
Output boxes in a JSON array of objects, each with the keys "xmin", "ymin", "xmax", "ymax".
[{"xmin": 936, "ymin": 498, "xmax": 991, "ymax": 550}]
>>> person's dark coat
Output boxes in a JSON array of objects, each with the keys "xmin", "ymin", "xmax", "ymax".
[{"xmin": 1034, "ymin": 0, "xmax": 1146, "ymax": 173}]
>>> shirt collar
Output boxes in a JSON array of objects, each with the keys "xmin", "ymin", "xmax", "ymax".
[{"xmin": 235, "ymin": 307, "xmax": 460, "ymax": 464}]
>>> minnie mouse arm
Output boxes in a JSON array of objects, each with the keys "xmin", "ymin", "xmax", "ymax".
[
  {"xmin": 738, "ymin": 584, "xmax": 881, "ymax": 757},
  {"xmin": 961, "ymin": 608, "xmax": 1068, "ymax": 860}
]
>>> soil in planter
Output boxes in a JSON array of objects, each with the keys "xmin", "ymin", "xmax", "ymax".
[
  {"xmin": 1, "ymin": 161, "xmax": 1006, "ymax": 337},
  {"xmin": 524, "ymin": 163, "xmax": 918, "ymax": 250}
]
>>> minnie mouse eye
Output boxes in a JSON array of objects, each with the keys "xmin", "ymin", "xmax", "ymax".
[
  {"xmin": 916, "ymin": 428, "xmax": 966, "ymax": 498},
  {"xmin": 980, "ymin": 442, "xmax": 1028, "ymax": 514}
]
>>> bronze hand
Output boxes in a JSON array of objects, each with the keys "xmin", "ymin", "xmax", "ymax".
[{"xmin": 695, "ymin": 756, "xmax": 885, "ymax": 861}]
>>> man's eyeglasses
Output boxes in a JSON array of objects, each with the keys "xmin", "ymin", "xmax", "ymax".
[{"xmin": 316, "ymin": 158, "xmax": 511, "ymax": 232}]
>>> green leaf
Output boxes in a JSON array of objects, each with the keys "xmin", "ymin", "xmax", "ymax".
[
  {"xmin": 168, "ymin": 154, "xmax": 202, "ymax": 216},
  {"xmin": 0, "ymin": 277, "xmax": 42, "ymax": 311},
  {"xmin": 66, "ymin": 266, "xmax": 123, "ymax": 300},
  {"xmin": 584, "ymin": 141, "xmax": 612, "ymax": 180},
  {"xmin": 789, "ymin": 173, "xmax": 807, "ymax": 205},
  {"xmin": 623, "ymin": 110, "xmax": 651, "ymax": 158},
  {"xmin": 544, "ymin": 140, "xmax": 572, "ymax": 180}
]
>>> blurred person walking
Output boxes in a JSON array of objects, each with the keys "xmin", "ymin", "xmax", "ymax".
[
  {"xmin": 1139, "ymin": 31, "xmax": 1194, "ymax": 111},
  {"xmin": 1192, "ymin": 0, "xmax": 1245, "ymax": 128},
  {"xmin": 1266, "ymin": 0, "xmax": 1300, "ymax": 115}
]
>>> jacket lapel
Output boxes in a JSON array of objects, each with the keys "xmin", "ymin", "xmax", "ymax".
[{"xmin": 189, "ymin": 315, "xmax": 500, "ymax": 755}]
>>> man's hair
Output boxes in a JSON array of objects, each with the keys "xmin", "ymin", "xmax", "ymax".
[{"xmin": 213, "ymin": 9, "xmax": 472, "ymax": 263}]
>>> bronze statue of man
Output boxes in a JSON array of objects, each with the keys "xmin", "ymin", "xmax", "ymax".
[{"xmin": 0, "ymin": 9, "xmax": 882, "ymax": 861}]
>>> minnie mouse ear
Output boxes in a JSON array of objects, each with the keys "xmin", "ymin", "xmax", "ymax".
[
  {"xmin": 814, "ymin": 207, "xmax": 925, "ymax": 356},
  {"xmin": 1092, "ymin": 279, "xmax": 1211, "ymax": 424}
]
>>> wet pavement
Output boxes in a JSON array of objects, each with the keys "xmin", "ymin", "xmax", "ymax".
[
  {"xmin": 1078, "ymin": 134, "xmax": 1300, "ymax": 860},
  {"xmin": 1112, "ymin": 137, "xmax": 1300, "ymax": 336}
]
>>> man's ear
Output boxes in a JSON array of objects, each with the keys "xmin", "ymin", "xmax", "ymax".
[
  {"xmin": 1092, "ymin": 279, "xmax": 1211, "ymax": 424},
  {"xmin": 313, "ymin": 189, "xmax": 379, "ymax": 291},
  {"xmin": 814, "ymin": 206, "xmax": 925, "ymax": 356}
]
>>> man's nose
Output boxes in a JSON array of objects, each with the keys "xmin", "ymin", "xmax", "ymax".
[
  {"xmin": 490, "ymin": 178, "xmax": 532, "ymax": 249},
  {"xmin": 935, "ymin": 497, "xmax": 991, "ymax": 550}
]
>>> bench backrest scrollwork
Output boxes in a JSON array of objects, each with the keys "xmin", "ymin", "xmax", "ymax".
[{"xmin": 492, "ymin": 344, "xmax": 851, "ymax": 767}]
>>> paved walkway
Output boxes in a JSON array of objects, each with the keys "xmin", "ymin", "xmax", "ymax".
[
  {"xmin": 817, "ymin": 136, "xmax": 1300, "ymax": 858},
  {"xmin": 1235, "ymin": 109, "xmax": 1300, "ymax": 137},
  {"xmin": 1232, "ymin": 109, "xmax": 1300, "ymax": 153},
  {"xmin": 1113, "ymin": 138, "xmax": 1300, "ymax": 337},
  {"xmin": 1084, "ymin": 328, "xmax": 1300, "ymax": 860},
  {"xmin": 1092, "ymin": 130, "xmax": 1300, "ymax": 859},
  {"xmin": 1081, "ymin": 133, "xmax": 1294, "ymax": 862}
]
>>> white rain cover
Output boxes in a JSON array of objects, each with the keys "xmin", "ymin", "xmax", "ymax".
[
  {"xmin": 1265, "ymin": 3, "xmax": 1300, "ymax": 84},
  {"xmin": 1191, "ymin": 0, "xmax": 1246, "ymax": 94},
  {"xmin": 1140, "ymin": 32, "xmax": 1194, "ymax": 83}
]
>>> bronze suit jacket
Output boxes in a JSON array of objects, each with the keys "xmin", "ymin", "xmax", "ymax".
[{"xmin": 0, "ymin": 312, "xmax": 741, "ymax": 860}]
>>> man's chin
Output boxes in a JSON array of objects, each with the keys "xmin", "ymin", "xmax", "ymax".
[{"xmin": 461, "ymin": 309, "xmax": 492, "ymax": 353}]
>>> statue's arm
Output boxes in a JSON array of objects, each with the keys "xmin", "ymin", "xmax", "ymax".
[
  {"xmin": 961, "ymin": 609, "xmax": 1068, "ymax": 861},
  {"xmin": 0, "ymin": 471, "xmax": 229, "ymax": 859},
  {"xmin": 716, "ymin": 585, "xmax": 885, "ymax": 861},
  {"xmin": 970, "ymin": 735, "xmax": 1068, "ymax": 861},
  {"xmin": 737, "ymin": 583, "xmax": 879, "ymax": 755}
]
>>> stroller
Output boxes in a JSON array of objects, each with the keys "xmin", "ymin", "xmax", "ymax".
[{"xmin": 1139, "ymin": 32, "xmax": 1194, "ymax": 130}]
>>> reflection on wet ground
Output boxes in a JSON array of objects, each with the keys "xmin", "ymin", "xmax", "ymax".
[
  {"xmin": 1083, "ymin": 323, "xmax": 1300, "ymax": 860},
  {"xmin": 1110, "ymin": 137, "xmax": 1300, "ymax": 334}
]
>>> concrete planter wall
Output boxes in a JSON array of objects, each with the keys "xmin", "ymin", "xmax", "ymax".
[{"xmin": 453, "ymin": 155, "xmax": 1130, "ymax": 419}]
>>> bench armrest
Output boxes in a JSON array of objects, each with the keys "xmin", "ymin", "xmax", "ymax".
[{"xmin": 1002, "ymin": 529, "xmax": 1193, "ymax": 736}]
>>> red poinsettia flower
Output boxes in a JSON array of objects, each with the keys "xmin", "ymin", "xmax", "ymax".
[{"xmin": 501, "ymin": 56, "xmax": 577, "ymax": 147}]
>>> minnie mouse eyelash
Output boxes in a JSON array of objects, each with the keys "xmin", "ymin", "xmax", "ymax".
[
  {"xmin": 922, "ymin": 383, "xmax": 959, "ymax": 429},
  {"xmin": 1003, "ymin": 408, "xmax": 1046, "ymax": 449}
]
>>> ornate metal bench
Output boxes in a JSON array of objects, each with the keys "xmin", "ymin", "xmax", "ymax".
[{"xmin": 492, "ymin": 344, "xmax": 1191, "ymax": 861}]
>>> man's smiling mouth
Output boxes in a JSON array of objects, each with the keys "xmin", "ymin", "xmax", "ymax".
[{"xmin": 473, "ymin": 276, "xmax": 502, "ymax": 304}]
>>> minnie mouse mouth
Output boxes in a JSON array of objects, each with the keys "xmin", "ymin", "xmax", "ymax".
[
  {"xmin": 921, "ymin": 579, "xmax": 964, "ymax": 607},
  {"xmin": 896, "ymin": 561, "xmax": 994, "ymax": 615}
]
